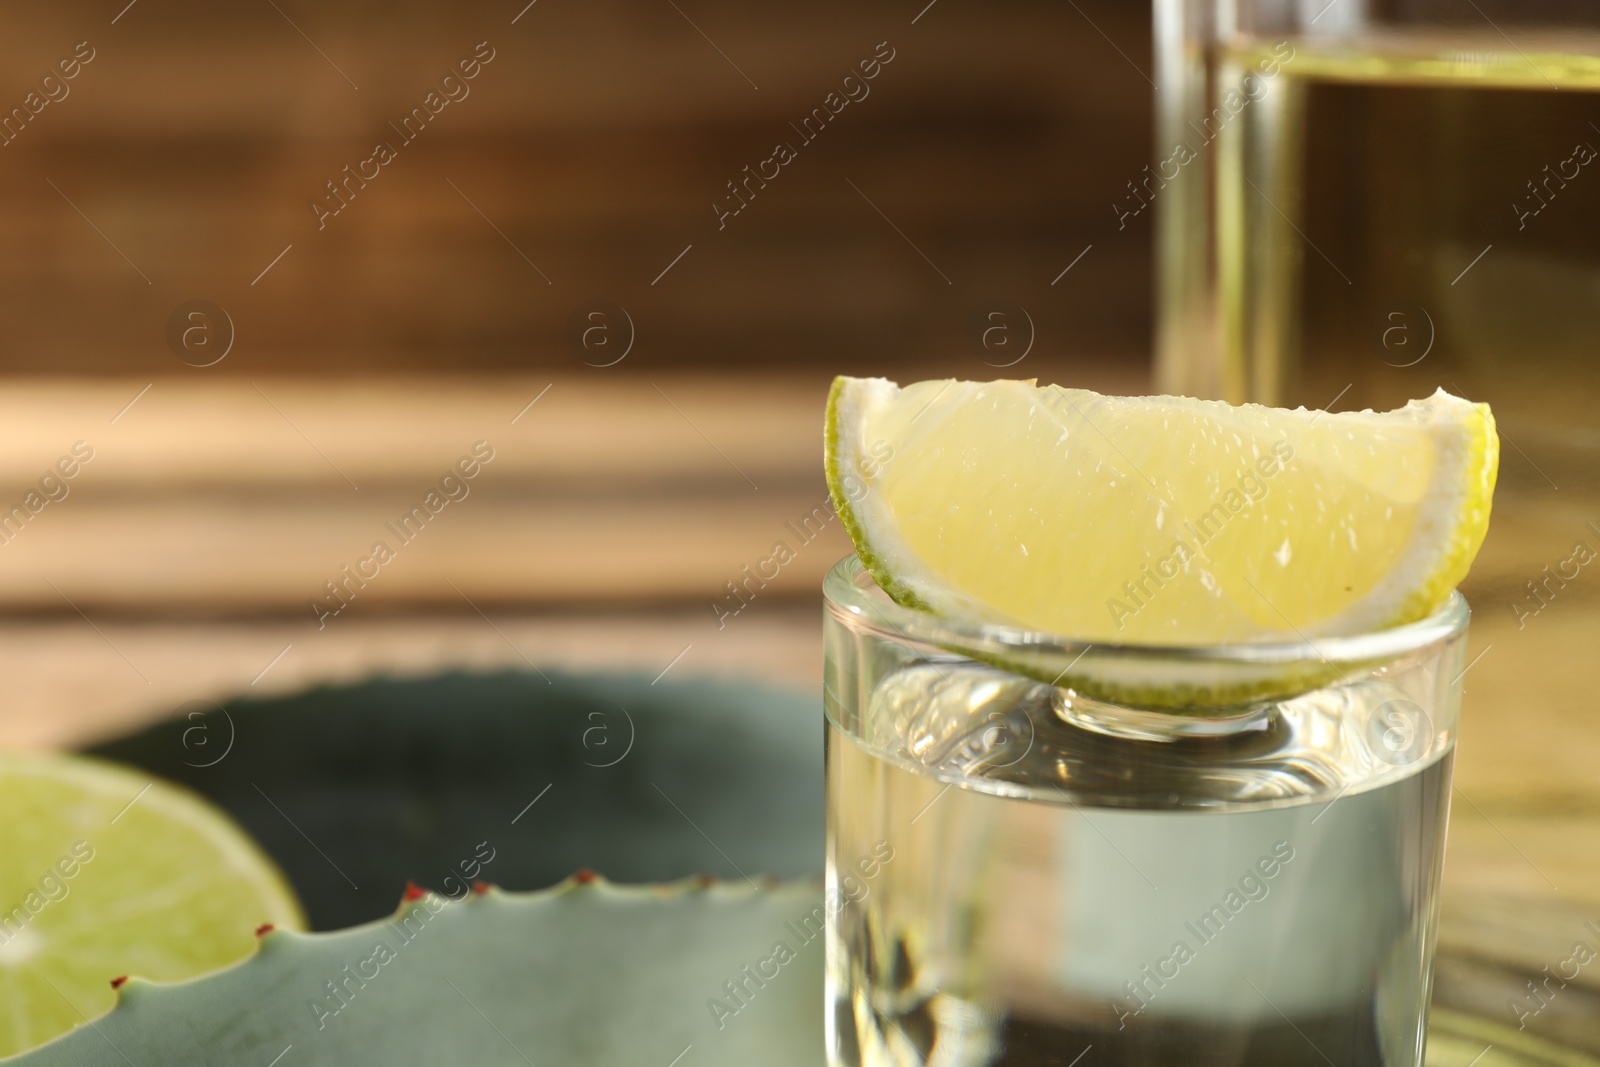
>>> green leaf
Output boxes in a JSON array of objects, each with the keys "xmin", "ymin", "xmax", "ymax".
[{"xmin": 6, "ymin": 878, "xmax": 826, "ymax": 1067}]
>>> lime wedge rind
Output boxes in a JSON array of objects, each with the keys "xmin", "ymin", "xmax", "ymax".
[
  {"xmin": 1321, "ymin": 392, "xmax": 1497, "ymax": 639},
  {"xmin": 827, "ymin": 553, "xmax": 1469, "ymax": 710},
  {"xmin": 825, "ymin": 375, "xmax": 937, "ymax": 618}
]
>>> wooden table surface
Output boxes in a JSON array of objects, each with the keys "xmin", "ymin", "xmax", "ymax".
[{"xmin": 0, "ymin": 371, "xmax": 1593, "ymax": 1046}]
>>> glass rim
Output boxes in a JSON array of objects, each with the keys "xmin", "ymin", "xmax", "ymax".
[{"xmin": 823, "ymin": 553, "xmax": 1469, "ymax": 669}]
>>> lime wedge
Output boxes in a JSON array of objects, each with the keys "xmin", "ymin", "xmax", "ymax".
[
  {"xmin": 826, "ymin": 376, "xmax": 1497, "ymax": 650},
  {"xmin": 0, "ymin": 753, "xmax": 303, "ymax": 1057}
]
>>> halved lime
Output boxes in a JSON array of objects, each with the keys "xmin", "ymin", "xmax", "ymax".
[
  {"xmin": 826, "ymin": 376, "xmax": 1496, "ymax": 677},
  {"xmin": 0, "ymin": 752, "xmax": 303, "ymax": 1057}
]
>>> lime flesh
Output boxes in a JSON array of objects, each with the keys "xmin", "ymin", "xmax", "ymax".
[
  {"xmin": 826, "ymin": 376, "xmax": 1498, "ymax": 648},
  {"xmin": 0, "ymin": 753, "xmax": 303, "ymax": 1057}
]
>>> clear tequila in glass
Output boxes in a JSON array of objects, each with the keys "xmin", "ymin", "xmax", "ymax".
[{"xmin": 824, "ymin": 556, "xmax": 1468, "ymax": 1067}]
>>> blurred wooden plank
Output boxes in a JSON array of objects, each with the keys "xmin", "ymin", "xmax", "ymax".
[
  {"xmin": 0, "ymin": 369, "xmax": 1148, "ymax": 489},
  {"xmin": 0, "ymin": 132, "xmax": 1153, "ymax": 373},
  {"xmin": 0, "ymin": 0, "xmax": 1156, "ymax": 374},
  {"xmin": 0, "ymin": 364, "xmax": 1147, "ymax": 613},
  {"xmin": 0, "ymin": 1, "xmax": 1151, "ymax": 134},
  {"xmin": 0, "ymin": 375, "xmax": 833, "ymax": 488},
  {"xmin": 0, "ymin": 488, "xmax": 855, "ymax": 611},
  {"xmin": 0, "ymin": 606, "xmax": 823, "ymax": 750}
]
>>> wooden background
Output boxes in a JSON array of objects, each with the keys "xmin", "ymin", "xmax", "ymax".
[{"xmin": 0, "ymin": 0, "xmax": 1154, "ymax": 376}]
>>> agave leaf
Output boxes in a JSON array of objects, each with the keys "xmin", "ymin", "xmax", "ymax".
[
  {"xmin": 5, "ymin": 878, "xmax": 826, "ymax": 1067},
  {"xmin": 85, "ymin": 669, "xmax": 823, "ymax": 930}
]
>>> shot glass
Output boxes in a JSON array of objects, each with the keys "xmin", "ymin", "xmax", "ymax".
[{"xmin": 823, "ymin": 553, "xmax": 1468, "ymax": 1067}]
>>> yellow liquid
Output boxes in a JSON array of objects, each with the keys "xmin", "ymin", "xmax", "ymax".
[
  {"xmin": 1158, "ymin": 35, "xmax": 1600, "ymax": 914},
  {"xmin": 1209, "ymin": 39, "xmax": 1600, "ymax": 410}
]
